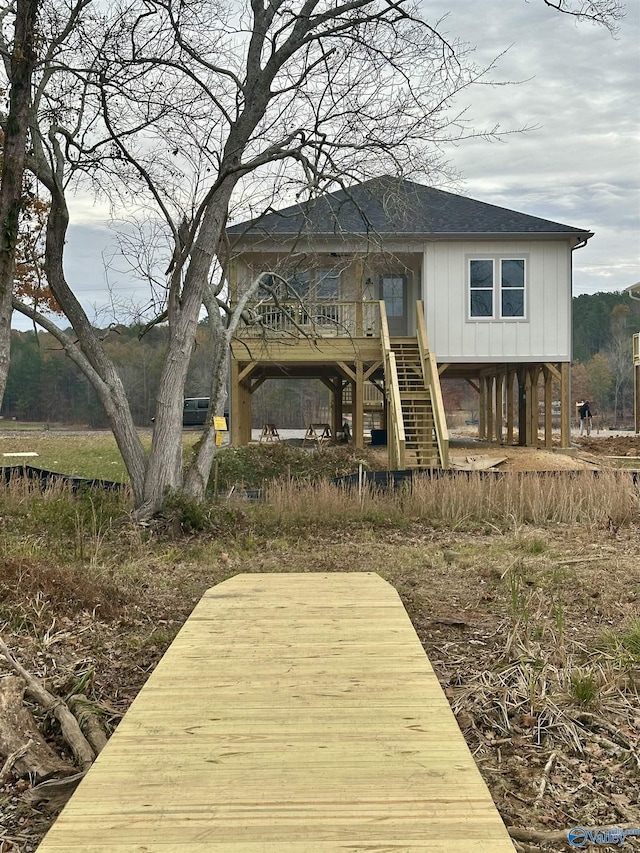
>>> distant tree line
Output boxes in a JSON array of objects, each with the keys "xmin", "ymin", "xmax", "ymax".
[
  {"xmin": 2, "ymin": 322, "xmax": 214, "ymax": 427},
  {"xmin": 1, "ymin": 321, "xmax": 330, "ymax": 428},
  {"xmin": 2, "ymin": 292, "xmax": 638, "ymax": 428},
  {"xmin": 571, "ymin": 292, "xmax": 639, "ymax": 425}
]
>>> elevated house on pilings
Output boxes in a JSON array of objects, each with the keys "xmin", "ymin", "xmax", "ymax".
[{"xmin": 226, "ymin": 177, "xmax": 593, "ymax": 468}]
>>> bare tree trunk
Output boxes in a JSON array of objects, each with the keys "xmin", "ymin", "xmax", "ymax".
[
  {"xmin": 43, "ymin": 184, "xmax": 148, "ymax": 505},
  {"xmin": 184, "ymin": 324, "xmax": 231, "ymax": 498},
  {"xmin": 141, "ymin": 185, "xmax": 235, "ymax": 514},
  {"xmin": 0, "ymin": 0, "xmax": 40, "ymax": 409}
]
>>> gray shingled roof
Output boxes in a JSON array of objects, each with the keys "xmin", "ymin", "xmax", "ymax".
[{"xmin": 227, "ymin": 176, "xmax": 593, "ymax": 239}]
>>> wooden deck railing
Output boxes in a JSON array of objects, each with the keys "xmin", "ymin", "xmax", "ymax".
[
  {"xmin": 633, "ymin": 332, "xmax": 639, "ymax": 365},
  {"xmin": 416, "ymin": 300, "xmax": 449, "ymax": 468},
  {"xmin": 237, "ymin": 300, "xmax": 380, "ymax": 338},
  {"xmin": 342, "ymin": 381, "xmax": 384, "ymax": 409},
  {"xmin": 380, "ymin": 301, "xmax": 406, "ymax": 469}
]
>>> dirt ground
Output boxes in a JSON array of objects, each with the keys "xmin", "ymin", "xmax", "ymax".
[
  {"xmin": 446, "ymin": 432, "xmax": 640, "ymax": 472},
  {"xmin": 1, "ymin": 438, "xmax": 639, "ymax": 852}
]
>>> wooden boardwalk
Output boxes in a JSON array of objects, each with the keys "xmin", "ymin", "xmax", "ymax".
[{"xmin": 36, "ymin": 573, "xmax": 513, "ymax": 851}]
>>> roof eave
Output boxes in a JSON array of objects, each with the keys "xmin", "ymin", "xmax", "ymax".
[{"xmin": 227, "ymin": 230, "xmax": 595, "ymax": 242}]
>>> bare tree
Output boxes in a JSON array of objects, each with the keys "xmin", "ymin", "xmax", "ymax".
[
  {"xmin": 607, "ymin": 304, "xmax": 633, "ymax": 423},
  {"xmin": 0, "ymin": 0, "xmax": 40, "ymax": 404},
  {"xmin": 1, "ymin": 0, "xmax": 625, "ymax": 516}
]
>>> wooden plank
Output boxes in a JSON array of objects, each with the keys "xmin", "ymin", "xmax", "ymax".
[{"xmin": 36, "ymin": 573, "xmax": 512, "ymax": 852}]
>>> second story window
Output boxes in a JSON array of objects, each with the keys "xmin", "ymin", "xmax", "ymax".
[
  {"xmin": 501, "ymin": 259, "xmax": 525, "ymax": 317},
  {"xmin": 469, "ymin": 257, "xmax": 526, "ymax": 320}
]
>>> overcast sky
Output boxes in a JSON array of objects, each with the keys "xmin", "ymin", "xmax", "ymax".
[
  {"xmin": 13, "ymin": 0, "xmax": 640, "ymax": 330},
  {"xmin": 430, "ymin": 0, "xmax": 640, "ymax": 299}
]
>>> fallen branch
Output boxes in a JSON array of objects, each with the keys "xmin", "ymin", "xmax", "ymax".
[
  {"xmin": 508, "ymin": 824, "xmax": 640, "ymax": 846},
  {"xmin": 533, "ymin": 750, "xmax": 556, "ymax": 808},
  {"xmin": 0, "ymin": 639, "xmax": 94, "ymax": 771},
  {"xmin": 570, "ymin": 711, "xmax": 640, "ymax": 772},
  {"xmin": 67, "ymin": 695, "xmax": 108, "ymax": 755}
]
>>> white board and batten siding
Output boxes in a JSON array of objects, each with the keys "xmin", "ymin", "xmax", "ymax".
[{"xmin": 424, "ymin": 239, "xmax": 572, "ymax": 363}]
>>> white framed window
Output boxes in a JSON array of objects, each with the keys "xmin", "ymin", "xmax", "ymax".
[
  {"xmin": 500, "ymin": 259, "xmax": 525, "ymax": 317},
  {"xmin": 468, "ymin": 257, "xmax": 526, "ymax": 320},
  {"xmin": 469, "ymin": 260, "xmax": 494, "ymax": 318}
]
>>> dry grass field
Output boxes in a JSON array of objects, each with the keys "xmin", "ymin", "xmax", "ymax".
[{"xmin": 0, "ymin": 433, "xmax": 639, "ymax": 851}]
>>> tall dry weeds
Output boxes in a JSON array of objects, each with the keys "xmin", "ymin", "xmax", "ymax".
[{"xmin": 265, "ymin": 470, "xmax": 638, "ymax": 530}]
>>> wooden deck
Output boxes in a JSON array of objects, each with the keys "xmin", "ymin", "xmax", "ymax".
[{"xmin": 36, "ymin": 573, "xmax": 513, "ymax": 852}]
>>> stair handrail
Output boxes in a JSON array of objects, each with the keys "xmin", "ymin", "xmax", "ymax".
[
  {"xmin": 379, "ymin": 301, "xmax": 406, "ymax": 470},
  {"xmin": 416, "ymin": 301, "xmax": 449, "ymax": 468}
]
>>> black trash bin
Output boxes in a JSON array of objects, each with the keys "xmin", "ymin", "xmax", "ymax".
[{"xmin": 370, "ymin": 429, "xmax": 387, "ymax": 446}]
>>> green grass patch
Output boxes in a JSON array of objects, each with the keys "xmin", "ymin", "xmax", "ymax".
[
  {"xmin": 0, "ymin": 429, "xmax": 202, "ymax": 482},
  {"xmin": 598, "ymin": 620, "xmax": 640, "ymax": 667}
]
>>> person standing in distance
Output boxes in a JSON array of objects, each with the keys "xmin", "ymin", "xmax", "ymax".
[{"xmin": 578, "ymin": 400, "xmax": 592, "ymax": 436}]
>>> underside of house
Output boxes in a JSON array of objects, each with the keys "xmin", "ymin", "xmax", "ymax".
[
  {"xmin": 229, "ymin": 300, "xmax": 572, "ymax": 470},
  {"xmin": 227, "ymin": 177, "xmax": 592, "ymax": 468}
]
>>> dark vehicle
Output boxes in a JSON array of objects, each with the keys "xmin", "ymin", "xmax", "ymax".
[
  {"xmin": 183, "ymin": 397, "xmax": 210, "ymax": 426},
  {"xmin": 182, "ymin": 398, "xmax": 229, "ymax": 428}
]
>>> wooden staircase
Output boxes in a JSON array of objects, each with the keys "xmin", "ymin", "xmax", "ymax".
[
  {"xmin": 391, "ymin": 338, "xmax": 439, "ymax": 468},
  {"xmin": 380, "ymin": 301, "xmax": 449, "ymax": 470}
]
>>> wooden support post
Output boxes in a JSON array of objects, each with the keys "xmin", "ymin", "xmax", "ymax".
[
  {"xmin": 354, "ymin": 361, "xmax": 364, "ymax": 449},
  {"xmin": 535, "ymin": 366, "xmax": 543, "ymax": 447},
  {"xmin": 517, "ymin": 368, "xmax": 526, "ymax": 447},
  {"xmin": 240, "ymin": 379, "xmax": 252, "ymax": 445},
  {"xmin": 506, "ymin": 368, "xmax": 515, "ymax": 445},
  {"xmin": 333, "ymin": 377, "xmax": 344, "ymax": 440},
  {"xmin": 230, "ymin": 358, "xmax": 259, "ymax": 446},
  {"xmin": 525, "ymin": 368, "xmax": 534, "ymax": 447},
  {"xmin": 560, "ymin": 361, "xmax": 571, "ymax": 448},
  {"xmin": 479, "ymin": 377, "xmax": 487, "ymax": 440},
  {"xmin": 486, "ymin": 375, "xmax": 495, "ymax": 443},
  {"xmin": 495, "ymin": 371, "xmax": 504, "ymax": 444},
  {"xmin": 230, "ymin": 357, "xmax": 241, "ymax": 446},
  {"xmin": 355, "ymin": 257, "xmax": 364, "ymax": 336},
  {"xmin": 635, "ymin": 360, "xmax": 640, "ymax": 434},
  {"xmin": 530, "ymin": 366, "xmax": 542, "ymax": 448},
  {"xmin": 544, "ymin": 367, "xmax": 553, "ymax": 448}
]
